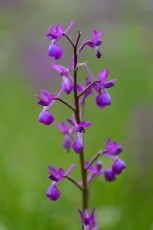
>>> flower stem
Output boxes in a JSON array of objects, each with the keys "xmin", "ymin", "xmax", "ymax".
[
  {"xmin": 86, "ymin": 152, "xmax": 101, "ymax": 170},
  {"xmin": 73, "ymin": 31, "xmax": 88, "ymax": 211},
  {"xmin": 64, "ymin": 176, "xmax": 83, "ymax": 191},
  {"xmin": 53, "ymin": 97, "xmax": 75, "ymax": 111},
  {"xmin": 62, "ymin": 33, "xmax": 75, "ymax": 48}
]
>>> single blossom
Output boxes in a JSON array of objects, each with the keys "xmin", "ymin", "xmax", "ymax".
[
  {"xmin": 36, "ymin": 88, "xmax": 63, "ymax": 126},
  {"xmin": 47, "ymin": 21, "xmax": 74, "ymax": 40},
  {"xmin": 86, "ymin": 30, "xmax": 102, "ymax": 58},
  {"xmin": 78, "ymin": 209, "xmax": 97, "ymax": 230},
  {"xmin": 103, "ymin": 138, "xmax": 123, "ymax": 158},
  {"xmin": 52, "ymin": 64, "xmax": 73, "ymax": 94},
  {"xmin": 67, "ymin": 119, "xmax": 92, "ymax": 154},
  {"xmin": 47, "ymin": 164, "xmax": 76, "ymax": 202},
  {"xmin": 47, "ymin": 21, "xmax": 74, "ymax": 59}
]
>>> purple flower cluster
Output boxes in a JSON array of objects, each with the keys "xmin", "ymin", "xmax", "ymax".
[{"xmin": 36, "ymin": 21, "xmax": 126, "ymax": 230}]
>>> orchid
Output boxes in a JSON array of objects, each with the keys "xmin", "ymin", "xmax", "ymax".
[{"xmin": 36, "ymin": 21, "xmax": 126, "ymax": 229}]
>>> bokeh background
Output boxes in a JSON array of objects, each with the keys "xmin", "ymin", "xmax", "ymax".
[{"xmin": 1, "ymin": 0, "xmax": 153, "ymax": 229}]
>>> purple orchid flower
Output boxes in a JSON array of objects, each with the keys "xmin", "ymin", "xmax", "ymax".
[
  {"xmin": 47, "ymin": 20, "xmax": 74, "ymax": 40},
  {"xmin": 67, "ymin": 119, "xmax": 92, "ymax": 153},
  {"xmin": 56, "ymin": 122, "xmax": 72, "ymax": 151},
  {"xmin": 47, "ymin": 21, "xmax": 74, "ymax": 60},
  {"xmin": 52, "ymin": 64, "xmax": 73, "ymax": 94},
  {"xmin": 84, "ymin": 65, "xmax": 115, "ymax": 109},
  {"xmin": 36, "ymin": 88, "xmax": 64, "ymax": 126},
  {"xmin": 85, "ymin": 30, "xmax": 102, "ymax": 58},
  {"xmin": 103, "ymin": 138, "xmax": 123, "ymax": 158},
  {"xmin": 78, "ymin": 209, "xmax": 97, "ymax": 230},
  {"xmin": 47, "ymin": 164, "xmax": 76, "ymax": 202}
]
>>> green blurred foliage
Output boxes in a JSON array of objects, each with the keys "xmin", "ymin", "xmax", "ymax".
[{"xmin": 0, "ymin": 0, "xmax": 153, "ymax": 229}]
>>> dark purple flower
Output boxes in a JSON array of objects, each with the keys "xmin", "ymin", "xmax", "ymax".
[
  {"xmin": 47, "ymin": 21, "xmax": 74, "ymax": 40},
  {"xmin": 46, "ymin": 182, "xmax": 60, "ymax": 201},
  {"xmin": 38, "ymin": 109, "xmax": 54, "ymax": 125},
  {"xmin": 104, "ymin": 138, "xmax": 123, "ymax": 157},
  {"xmin": 78, "ymin": 209, "xmax": 97, "ymax": 230},
  {"xmin": 86, "ymin": 30, "xmax": 102, "ymax": 58},
  {"xmin": 112, "ymin": 158, "xmax": 126, "ymax": 175},
  {"xmin": 96, "ymin": 90, "xmax": 111, "ymax": 109},
  {"xmin": 36, "ymin": 89, "xmax": 54, "ymax": 106},
  {"xmin": 104, "ymin": 169, "xmax": 116, "ymax": 182},
  {"xmin": 52, "ymin": 64, "xmax": 73, "ymax": 94},
  {"xmin": 48, "ymin": 41, "xmax": 63, "ymax": 60},
  {"xmin": 56, "ymin": 121, "xmax": 72, "ymax": 151}
]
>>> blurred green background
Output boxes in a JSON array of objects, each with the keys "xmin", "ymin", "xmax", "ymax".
[{"xmin": 0, "ymin": 0, "xmax": 153, "ymax": 229}]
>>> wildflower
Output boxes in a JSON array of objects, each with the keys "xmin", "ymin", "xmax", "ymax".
[
  {"xmin": 86, "ymin": 30, "xmax": 102, "ymax": 58},
  {"xmin": 104, "ymin": 138, "xmax": 123, "ymax": 157},
  {"xmin": 47, "ymin": 21, "xmax": 74, "ymax": 59},
  {"xmin": 67, "ymin": 119, "xmax": 92, "ymax": 154},
  {"xmin": 78, "ymin": 209, "xmax": 97, "ymax": 230},
  {"xmin": 36, "ymin": 88, "xmax": 63, "ymax": 126},
  {"xmin": 47, "ymin": 164, "xmax": 76, "ymax": 202}
]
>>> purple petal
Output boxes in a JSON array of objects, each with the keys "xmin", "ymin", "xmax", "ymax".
[
  {"xmin": 56, "ymin": 122, "xmax": 70, "ymax": 134},
  {"xmin": 72, "ymin": 135, "xmax": 83, "ymax": 154},
  {"xmin": 112, "ymin": 158, "xmax": 126, "ymax": 174},
  {"xmin": 52, "ymin": 64, "xmax": 69, "ymax": 76},
  {"xmin": 98, "ymin": 69, "xmax": 108, "ymax": 83},
  {"xmin": 92, "ymin": 30, "xmax": 102, "ymax": 44},
  {"xmin": 67, "ymin": 119, "xmax": 75, "ymax": 127},
  {"xmin": 96, "ymin": 91, "xmax": 111, "ymax": 108},
  {"xmin": 46, "ymin": 183, "xmax": 60, "ymax": 201},
  {"xmin": 64, "ymin": 164, "xmax": 76, "ymax": 176},
  {"xmin": 48, "ymin": 42, "xmax": 63, "ymax": 60},
  {"xmin": 38, "ymin": 110, "xmax": 54, "ymax": 125},
  {"xmin": 64, "ymin": 20, "xmax": 74, "ymax": 34},
  {"xmin": 104, "ymin": 169, "xmax": 116, "ymax": 182}
]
